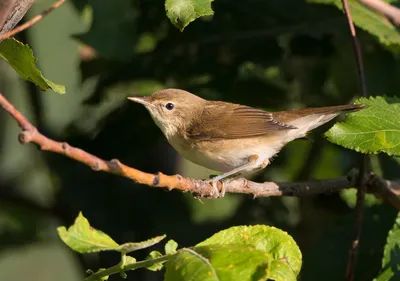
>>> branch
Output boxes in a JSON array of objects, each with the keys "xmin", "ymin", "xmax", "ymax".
[
  {"xmin": 0, "ymin": 0, "xmax": 65, "ymax": 41},
  {"xmin": 360, "ymin": 0, "xmax": 400, "ymax": 25},
  {"xmin": 84, "ymin": 254, "xmax": 171, "ymax": 281},
  {"xmin": 368, "ymin": 174, "xmax": 400, "ymax": 208},
  {"xmin": 0, "ymin": 0, "xmax": 17, "ymax": 31},
  {"xmin": 341, "ymin": 0, "xmax": 369, "ymax": 280},
  {"xmin": 1, "ymin": 92, "xmax": 399, "ymax": 204},
  {"xmin": 0, "ymin": 0, "xmax": 36, "ymax": 35}
]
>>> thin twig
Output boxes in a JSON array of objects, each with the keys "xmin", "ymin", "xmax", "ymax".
[
  {"xmin": 345, "ymin": 157, "xmax": 367, "ymax": 281},
  {"xmin": 1, "ymin": 92, "xmax": 399, "ymax": 205},
  {"xmin": 360, "ymin": 0, "xmax": 400, "ymax": 25},
  {"xmin": 341, "ymin": 0, "xmax": 369, "ymax": 280},
  {"xmin": 0, "ymin": 0, "xmax": 65, "ymax": 41},
  {"xmin": 84, "ymin": 254, "xmax": 171, "ymax": 281},
  {"xmin": 342, "ymin": 1, "xmax": 367, "ymax": 98},
  {"xmin": 368, "ymin": 174, "xmax": 400, "ymax": 207}
]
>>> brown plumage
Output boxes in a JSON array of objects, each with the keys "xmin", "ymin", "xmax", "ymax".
[
  {"xmin": 273, "ymin": 104, "xmax": 365, "ymax": 123},
  {"xmin": 187, "ymin": 102, "xmax": 364, "ymax": 141},
  {"xmin": 187, "ymin": 102, "xmax": 296, "ymax": 140},
  {"xmin": 128, "ymin": 89, "xmax": 365, "ymax": 197}
]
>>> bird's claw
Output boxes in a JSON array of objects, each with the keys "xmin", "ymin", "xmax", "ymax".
[{"xmin": 205, "ymin": 179, "xmax": 225, "ymax": 199}]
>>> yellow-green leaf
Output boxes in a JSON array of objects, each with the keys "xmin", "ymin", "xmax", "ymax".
[
  {"xmin": 165, "ymin": 239, "xmax": 178, "ymax": 255},
  {"xmin": 0, "ymin": 38, "xmax": 66, "ymax": 94},
  {"xmin": 165, "ymin": 0, "xmax": 214, "ymax": 31},
  {"xmin": 57, "ymin": 212, "xmax": 119, "ymax": 253},
  {"xmin": 326, "ymin": 96, "xmax": 400, "ymax": 156},
  {"xmin": 197, "ymin": 225, "xmax": 302, "ymax": 276},
  {"xmin": 165, "ymin": 225, "xmax": 302, "ymax": 281},
  {"xmin": 117, "ymin": 235, "xmax": 166, "ymax": 254}
]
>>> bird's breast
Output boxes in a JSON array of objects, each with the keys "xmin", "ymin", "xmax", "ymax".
[{"xmin": 166, "ymin": 134, "xmax": 284, "ymax": 172}]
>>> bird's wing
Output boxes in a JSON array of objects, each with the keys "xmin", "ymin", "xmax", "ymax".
[{"xmin": 187, "ymin": 102, "xmax": 296, "ymax": 140}]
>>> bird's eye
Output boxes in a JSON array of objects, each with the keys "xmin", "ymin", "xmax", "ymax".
[{"xmin": 165, "ymin": 103, "xmax": 174, "ymax": 110}]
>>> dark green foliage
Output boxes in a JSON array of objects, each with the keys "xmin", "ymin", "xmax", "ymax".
[{"xmin": 0, "ymin": 0, "xmax": 399, "ymax": 281}]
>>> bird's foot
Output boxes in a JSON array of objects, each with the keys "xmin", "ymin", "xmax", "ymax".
[{"xmin": 205, "ymin": 178, "xmax": 225, "ymax": 199}]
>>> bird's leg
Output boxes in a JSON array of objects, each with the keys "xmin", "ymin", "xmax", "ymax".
[
  {"xmin": 229, "ymin": 158, "xmax": 270, "ymax": 181},
  {"xmin": 207, "ymin": 155, "xmax": 265, "ymax": 198}
]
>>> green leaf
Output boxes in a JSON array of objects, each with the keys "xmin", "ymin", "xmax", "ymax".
[
  {"xmin": 165, "ymin": 246, "xmax": 269, "ymax": 281},
  {"xmin": 166, "ymin": 246, "xmax": 297, "ymax": 281},
  {"xmin": 308, "ymin": 0, "xmax": 400, "ymax": 51},
  {"xmin": 117, "ymin": 235, "xmax": 166, "ymax": 254},
  {"xmin": 165, "ymin": 0, "xmax": 214, "ymax": 31},
  {"xmin": 340, "ymin": 188, "xmax": 382, "ymax": 208},
  {"xmin": 124, "ymin": 256, "xmax": 137, "ymax": 266},
  {"xmin": 165, "ymin": 239, "xmax": 178, "ymax": 255},
  {"xmin": 326, "ymin": 96, "xmax": 400, "ymax": 156},
  {"xmin": 57, "ymin": 212, "xmax": 119, "ymax": 253},
  {"xmin": 0, "ymin": 38, "xmax": 66, "ymax": 94},
  {"xmin": 58, "ymin": 212, "xmax": 167, "ymax": 254},
  {"xmin": 374, "ymin": 212, "xmax": 400, "ymax": 281},
  {"xmin": 165, "ymin": 225, "xmax": 301, "ymax": 281},
  {"xmin": 146, "ymin": 251, "xmax": 164, "ymax": 271},
  {"xmin": 268, "ymin": 260, "xmax": 298, "ymax": 281},
  {"xmin": 197, "ymin": 225, "xmax": 302, "ymax": 276}
]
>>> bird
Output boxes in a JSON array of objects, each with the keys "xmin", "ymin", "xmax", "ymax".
[{"xmin": 128, "ymin": 88, "xmax": 364, "ymax": 197}]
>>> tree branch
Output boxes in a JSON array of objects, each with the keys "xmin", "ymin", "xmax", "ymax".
[
  {"xmin": 0, "ymin": 0, "xmax": 65, "ymax": 41},
  {"xmin": 1, "ymin": 91, "xmax": 399, "ymax": 204},
  {"xmin": 368, "ymin": 174, "xmax": 400, "ymax": 208},
  {"xmin": 0, "ymin": 0, "xmax": 36, "ymax": 35},
  {"xmin": 0, "ymin": 0, "xmax": 17, "ymax": 32}
]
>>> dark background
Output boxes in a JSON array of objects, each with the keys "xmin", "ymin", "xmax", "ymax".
[{"xmin": 0, "ymin": 0, "xmax": 399, "ymax": 280}]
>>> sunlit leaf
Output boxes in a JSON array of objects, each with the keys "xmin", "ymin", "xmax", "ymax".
[
  {"xmin": 165, "ymin": 0, "xmax": 214, "ymax": 31},
  {"xmin": 0, "ymin": 38, "xmax": 65, "ymax": 94},
  {"xmin": 197, "ymin": 225, "xmax": 302, "ymax": 276},
  {"xmin": 125, "ymin": 256, "xmax": 137, "ymax": 266},
  {"xmin": 326, "ymin": 96, "xmax": 400, "ymax": 156},
  {"xmin": 57, "ymin": 212, "xmax": 119, "ymax": 253},
  {"xmin": 58, "ymin": 212, "xmax": 166, "ymax": 254},
  {"xmin": 146, "ymin": 251, "xmax": 164, "ymax": 271},
  {"xmin": 166, "ymin": 246, "xmax": 269, "ymax": 281},
  {"xmin": 165, "ymin": 225, "xmax": 301, "ymax": 281},
  {"xmin": 117, "ymin": 235, "xmax": 166, "ymax": 254},
  {"xmin": 165, "ymin": 239, "xmax": 178, "ymax": 255}
]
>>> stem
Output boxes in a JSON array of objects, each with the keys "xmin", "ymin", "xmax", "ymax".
[
  {"xmin": 340, "ymin": 0, "xmax": 369, "ymax": 280},
  {"xmin": 84, "ymin": 254, "xmax": 172, "ymax": 281},
  {"xmin": 0, "ymin": 0, "xmax": 65, "ymax": 40}
]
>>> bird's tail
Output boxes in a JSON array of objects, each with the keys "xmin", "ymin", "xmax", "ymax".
[{"xmin": 275, "ymin": 104, "xmax": 365, "ymax": 140}]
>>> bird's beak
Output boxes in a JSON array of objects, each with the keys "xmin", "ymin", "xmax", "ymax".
[{"xmin": 127, "ymin": 96, "xmax": 153, "ymax": 107}]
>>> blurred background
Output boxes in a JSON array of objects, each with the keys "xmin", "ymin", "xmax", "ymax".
[{"xmin": 0, "ymin": 0, "xmax": 399, "ymax": 280}]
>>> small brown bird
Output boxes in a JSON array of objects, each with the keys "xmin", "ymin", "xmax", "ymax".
[{"xmin": 128, "ymin": 89, "xmax": 364, "ymax": 197}]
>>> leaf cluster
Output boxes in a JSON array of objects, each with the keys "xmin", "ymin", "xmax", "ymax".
[{"xmin": 58, "ymin": 213, "xmax": 301, "ymax": 281}]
